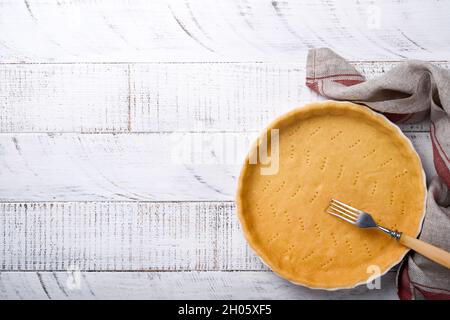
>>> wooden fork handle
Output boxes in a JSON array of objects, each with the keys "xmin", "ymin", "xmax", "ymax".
[{"xmin": 399, "ymin": 234, "xmax": 450, "ymax": 269}]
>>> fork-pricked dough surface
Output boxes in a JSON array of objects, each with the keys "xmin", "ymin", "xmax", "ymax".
[{"xmin": 236, "ymin": 101, "xmax": 426, "ymax": 289}]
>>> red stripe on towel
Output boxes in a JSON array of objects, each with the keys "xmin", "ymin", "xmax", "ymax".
[
  {"xmin": 411, "ymin": 281, "xmax": 450, "ymax": 294},
  {"xmin": 398, "ymin": 261, "xmax": 413, "ymax": 300},
  {"xmin": 332, "ymin": 79, "xmax": 364, "ymax": 86},
  {"xmin": 432, "ymin": 122, "xmax": 450, "ymax": 164},
  {"xmin": 431, "ymin": 124, "xmax": 450, "ymax": 188},
  {"xmin": 414, "ymin": 285, "xmax": 450, "ymax": 300},
  {"xmin": 380, "ymin": 112, "xmax": 412, "ymax": 123},
  {"xmin": 305, "ymin": 81, "xmax": 320, "ymax": 94}
]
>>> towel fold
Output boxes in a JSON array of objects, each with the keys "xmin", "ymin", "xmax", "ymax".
[{"xmin": 306, "ymin": 48, "xmax": 450, "ymax": 300}]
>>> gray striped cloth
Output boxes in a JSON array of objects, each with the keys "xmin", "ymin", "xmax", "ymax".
[{"xmin": 306, "ymin": 48, "xmax": 450, "ymax": 300}]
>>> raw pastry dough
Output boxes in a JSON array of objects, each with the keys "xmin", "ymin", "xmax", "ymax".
[{"xmin": 236, "ymin": 101, "xmax": 426, "ymax": 289}]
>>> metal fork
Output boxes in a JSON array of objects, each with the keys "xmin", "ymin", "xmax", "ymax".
[{"xmin": 327, "ymin": 198, "xmax": 450, "ymax": 269}]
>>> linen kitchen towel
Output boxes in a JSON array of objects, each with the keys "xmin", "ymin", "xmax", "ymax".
[{"xmin": 305, "ymin": 48, "xmax": 450, "ymax": 299}]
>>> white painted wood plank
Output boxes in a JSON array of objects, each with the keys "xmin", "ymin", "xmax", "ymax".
[
  {"xmin": 130, "ymin": 61, "xmax": 442, "ymax": 133},
  {"xmin": 0, "ymin": 201, "xmax": 263, "ymax": 271},
  {"xmin": 0, "ymin": 132, "xmax": 433, "ymax": 201},
  {"xmin": 0, "ymin": 0, "xmax": 449, "ymax": 62},
  {"xmin": 0, "ymin": 271, "xmax": 398, "ymax": 300},
  {"xmin": 129, "ymin": 62, "xmax": 317, "ymax": 133},
  {"xmin": 0, "ymin": 63, "xmax": 129, "ymax": 133},
  {"xmin": 2, "ymin": 61, "xmax": 447, "ymax": 133}
]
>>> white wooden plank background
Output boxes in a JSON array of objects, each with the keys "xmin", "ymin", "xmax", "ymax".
[
  {"xmin": 0, "ymin": 202, "xmax": 263, "ymax": 271},
  {"xmin": 1, "ymin": 61, "xmax": 443, "ymax": 133},
  {"xmin": 0, "ymin": 132, "xmax": 435, "ymax": 201},
  {"xmin": 0, "ymin": 271, "xmax": 397, "ymax": 300},
  {"xmin": 0, "ymin": 0, "xmax": 448, "ymax": 299},
  {"xmin": 0, "ymin": 0, "xmax": 449, "ymax": 62}
]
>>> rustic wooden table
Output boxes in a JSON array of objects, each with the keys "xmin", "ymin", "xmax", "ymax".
[{"xmin": 0, "ymin": 0, "xmax": 449, "ymax": 299}]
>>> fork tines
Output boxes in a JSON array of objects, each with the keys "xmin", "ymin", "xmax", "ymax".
[{"xmin": 326, "ymin": 199, "xmax": 362, "ymax": 225}]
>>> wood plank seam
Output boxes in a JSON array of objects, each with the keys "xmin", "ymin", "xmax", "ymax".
[{"xmin": 0, "ymin": 61, "xmax": 448, "ymax": 65}]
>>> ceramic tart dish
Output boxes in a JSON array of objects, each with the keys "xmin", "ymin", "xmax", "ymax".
[{"xmin": 236, "ymin": 101, "xmax": 426, "ymax": 290}]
